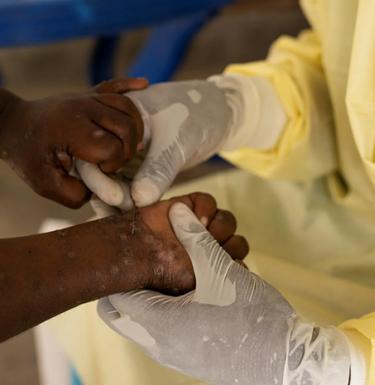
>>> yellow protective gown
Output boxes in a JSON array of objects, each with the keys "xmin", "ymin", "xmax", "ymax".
[{"xmin": 45, "ymin": 0, "xmax": 375, "ymax": 384}]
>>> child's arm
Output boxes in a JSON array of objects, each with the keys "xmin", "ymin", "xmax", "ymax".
[
  {"xmin": 0, "ymin": 211, "xmax": 151, "ymax": 342},
  {"xmin": 0, "ymin": 78, "xmax": 147, "ymax": 208},
  {"xmin": 0, "ymin": 192, "xmax": 248, "ymax": 342}
]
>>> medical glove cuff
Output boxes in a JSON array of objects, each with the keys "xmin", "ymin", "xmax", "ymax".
[
  {"xmin": 209, "ymin": 73, "xmax": 287, "ymax": 151},
  {"xmin": 285, "ymin": 318, "xmax": 351, "ymax": 385}
]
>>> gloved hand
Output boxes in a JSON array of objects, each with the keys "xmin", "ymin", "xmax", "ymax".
[
  {"xmin": 80, "ymin": 75, "xmax": 286, "ymax": 208},
  {"xmin": 98, "ymin": 203, "xmax": 365, "ymax": 385},
  {"xmin": 76, "ymin": 159, "xmax": 134, "ymax": 211},
  {"xmin": 126, "ymin": 80, "xmax": 234, "ymax": 207}
]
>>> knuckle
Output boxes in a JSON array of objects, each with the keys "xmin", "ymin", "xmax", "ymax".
[
  {"xmin": 92, "ymin": 135, "xmax": 122, "ymax": 160},
  {"xmin": 219, "ymin": 210, "xmax": 237, "ymax": 229},
  {"xmin": 111, "ymin": 120, "xmax": 130, "ymax": 139},
  {"xmin": 115, "ymin": 114, "xmax": 135, "ymax": 133},
  {"xmin": 227, "ymin": 210, "xmax": 237, "ymax": 225},
  {"xmin": 104, "ymin": 140, "xmax": 123, "ymax": 158},
  {"xmin": 236, "ymin": 235, "xmax": 250, "ymax": 254}
]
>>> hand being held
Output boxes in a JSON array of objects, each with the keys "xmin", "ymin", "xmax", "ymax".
[
  {"xmin": 0, "ymin": 78, "xmax": 148, "ymax": 208},
  {"xmin": 99, "ymin": 204, "xmax": 352, "ymax": 385}
]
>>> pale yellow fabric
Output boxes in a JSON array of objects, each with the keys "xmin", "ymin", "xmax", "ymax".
[
  {"xmin": 341, "ymin": 315, "xmax": 375, "ymax": 385},
  {"xmin": 223, "ymin": 0, "xmax": 375, "ymax": 219},
  {"xmin": 220, "ymin": 1, "xmax": 375, "ymax": 383},
  {"xmin": 222, "ymin": 31, "xmax": 337, "ymax": 183},
  {"xmin": 45, "ymin": 1, "xmax": 375, "ymax": 384}
]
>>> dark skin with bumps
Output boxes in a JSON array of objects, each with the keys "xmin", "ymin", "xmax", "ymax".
[{"xmin": 0, "ymin": 192, "xmax": 249, "ymax": 342}]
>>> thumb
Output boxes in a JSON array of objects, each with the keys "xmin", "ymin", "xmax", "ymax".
[
  {"xmin": 169, "ymin": 203, "xmax": 236, "ymax": 306},
  {"xmin": 76, "ymin": 159, "xmax": 133, "ymax": 210},
  {"xmin": 128, "ymin": 88, "xmax": 188, "ymax": 207},
  {"xmin": 94, "ymin": 77, "xmax": 149, "ymax": 94},
  {"xmin": 131, "ymin": 138, "xmax": 183, "ymax": 207}
]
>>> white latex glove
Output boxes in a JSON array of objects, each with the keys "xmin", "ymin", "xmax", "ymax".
[
  {"xmin": 80, "ymin": 75, "xmax": 286, "ymax": 209},
  {"xmin": 127, "ymin": 79, "xmax": 234, "ymax": 207},
  {"xmin": 98, "ymin": 203, "xmax": 367, "ymax": 385},
  {"xmin": 75, "ymin": 159, "xmax": 134, "ymax": 211}
]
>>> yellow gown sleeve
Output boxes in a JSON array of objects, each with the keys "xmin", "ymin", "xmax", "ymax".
[
  {"xmin": 220, "ymin": 31, "xmax": 337, "ymax": 181},
  {"xmin": 340, "ymin": 313, "xmax": 375, "ymax": 385}
]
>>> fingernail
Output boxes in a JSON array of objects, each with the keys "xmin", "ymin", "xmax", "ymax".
[{"xmin": 200, "ymin": 216, "xmax": 208, "ymax": 227}]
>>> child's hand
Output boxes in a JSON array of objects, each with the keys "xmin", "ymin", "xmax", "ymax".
[
  {"xmin": 91, "ymin": 192, "xmax": 248, "ymax": 296},
  {"xmin": 0, "ymin": 78, "xmax": 148, "ymax": 208}
]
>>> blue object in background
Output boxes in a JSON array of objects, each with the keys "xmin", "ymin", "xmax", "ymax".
[
  {"xmin": 0, "ymin": 0, "xmax": 232, "ymax": 46},
  {"xmin": 127, "ymin": 10, "xmax": 215, "ymax": 83},
  {"xmin": 0, "ymin": 0, "xmax": 232, "ymax": 84},
  {"xmin": 90, "ymin": 11, "xmax": 214, "ymax": 84},
  {"xmin": 89, "ymin": 34, "xmax": 120, "ymax": 85},
  {"xmin": 70, "ymin": 365, "xmax": 83, "ymax": 385}
]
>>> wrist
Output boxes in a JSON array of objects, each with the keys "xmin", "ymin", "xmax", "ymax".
[
  {"xmin": 208, "ymin": 73, "xmax": 286, "ymax": 152},
  {"xmin": 78, "ymin": 212, "xmax": 152, "ymax": 298}
]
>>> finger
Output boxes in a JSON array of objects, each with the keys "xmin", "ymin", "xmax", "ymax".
[
  {"xmin": 167, "ymin": 192, "xmax": 217, "ymax": 226},
  {"xmin": 76, "ymin": 160, "xmax": 133, "ymax": 210},
  {"xmin": 94, "ymin": 77, "xmax": 149, "ymax": 94},
  {"xmin": 38, "ymin": 167, "xmax": 91, "ymax": 209},
  {"xmin": 131, "ymin": 140, "xmax": 183, "ymax": 207},
  {"xmin": 169, "ymin": 203, "xmax": 235, "ymax": 306},
  {"xmin": 208, "ymin": 210, "xmax": 237, "ymax": 244},
  {"xmin": 90, "ymin": 196, "xmax": 119, "ymax": 218},
  {"xmin": 189, "ymin": 192, "xmax": 217, "ymax": 227},
  {"xmin": 222, "ymin": 235, "xmax": 250, "ymax": 261},
  {"xmin": 70, "ymin": 123, "xmax": 126, "ymax": 171},
  {"xmin": 91, "ymin": 103, "xmax": 139, "ymax": 162},
  {"xmin": 94, "ymin": 94, "xmax": 144, "ymax": 147}
]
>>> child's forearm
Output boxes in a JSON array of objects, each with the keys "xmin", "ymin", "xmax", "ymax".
[{"xmin": 0, "ymin": 212, "xmax": 150, "ymax": 342}]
